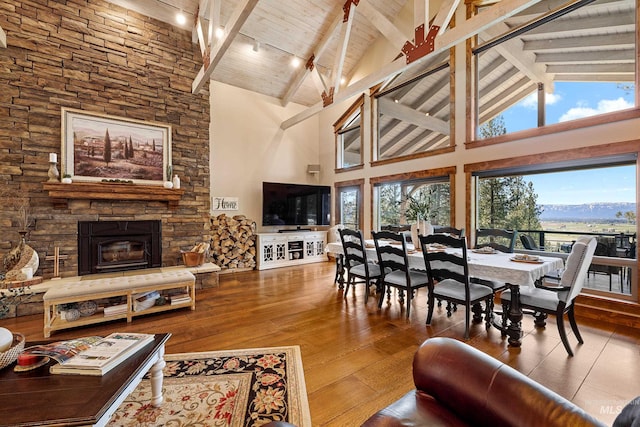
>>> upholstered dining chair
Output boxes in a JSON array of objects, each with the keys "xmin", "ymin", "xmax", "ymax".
[
  {"xmin": 475, "ymin": 228, "xmax": 518, "ymax": 253},
  {"xmin": 500, "ymin": 236, "xmax": 597, "ymax": 357},
  {"xmin": 520, "ymin": 234, "xmax": 540, "ymax": 250},
  {"xmin": 339, "ymin": 228, "xmax": 383, "ymax": 304},
  {"xmin": 420, "ymin": 234, "xmax": 494, "ymax": 339},
  {"xmin": 372, "ymin": 230, "xmax": 429, "ymax": 318}
]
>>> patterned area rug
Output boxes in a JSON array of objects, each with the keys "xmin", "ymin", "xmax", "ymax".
[{"xmin": 108, "ymin": 346, "xmax": 311, "ymax": 427}]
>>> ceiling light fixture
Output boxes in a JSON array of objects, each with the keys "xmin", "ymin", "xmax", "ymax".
[
  {"xmin": 291, "ymin": 57, "xmax": 301, "ymax": 68},
  {"xmin": 252, "ymin": 40, "xmax": 260, "ymax": 52},
  {"xmin": 176, "ymin": 11, "xmax": 187, "ymax": 26},
  {"xmin": 215, "ymin": 27, "xmax": 225, "ymax": 39}
]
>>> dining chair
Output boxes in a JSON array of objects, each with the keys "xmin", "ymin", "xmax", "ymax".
[
  {"xmin": 472, "ymin": 228, "xmax": 519, "ymax": 301},
  {"xmin": 500, "ymin": 236, "xmax": 597, "ymax": 357},
  {"xmin": 420, "ymin": 234, "xmax": 494, "ymax": 339},
  {"xmin": 520, "ymin": 234, "xmax": 539, "ymax": 250},
  {"xmin": 339, "ymin": 228, "xmax": 383, "ymax": 304},
  {"xmin": 475, "ymin": 228, "xmax": 518, "ymax": 253},
  {"xmin": 432, "ymin": 226, "xmax": 465, "ymax": 238},
  {"xmin": 587, "ymin": 239, "xmax": 620, "ymax": 291},
  {"xmin": 372, "ymin": 230, "xmax": 429, "ymax": 318}
]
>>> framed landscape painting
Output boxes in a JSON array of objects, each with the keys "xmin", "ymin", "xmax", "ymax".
[{"xmin": 61, "ymin": 108, "xmax": 172, "ymax": 185}]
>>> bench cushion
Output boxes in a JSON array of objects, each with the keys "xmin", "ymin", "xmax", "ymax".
[{"xmin": 44, "ymin": 270, "xmax": 196, "ymax": 301}]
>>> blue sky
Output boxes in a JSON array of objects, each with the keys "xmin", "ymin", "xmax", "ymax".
[
  {"xmin": 500, "ymin": 82, "xmax": 636, "ymax": 205},
  {"xmin": 525, "ymin": 166, "xmax": 636, "ymax": 205}
]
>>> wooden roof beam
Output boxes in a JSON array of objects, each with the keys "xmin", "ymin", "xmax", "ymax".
[
  {"xmin": 192, "ymin": 0, "xmax": 259, "ymax": 94},
  {"xmin": 280, "ymin": 10, "xmax": 343, "ymax": 106},
  {"xmin": 379, "ymin": 98, "xmax": 450, "ymax": 135},
  {"xmin": 281, "ymin": 0, "xmax": 543, "ymax": 129},
  {"xmin": 329, "ymin": 0, "xmax": 357, "ymax": 100},
  {"xmin": 480, "ymin": 22, "xmax": 554, "ymax": 90},
  {"xmin": 358, "ymin": 1, "xmax": 408, "ymax": 49}
]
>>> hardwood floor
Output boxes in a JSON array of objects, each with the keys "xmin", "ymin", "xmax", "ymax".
[{"xmin": 2, "ymin": 260, "xmax": 639, "ymax": 426}]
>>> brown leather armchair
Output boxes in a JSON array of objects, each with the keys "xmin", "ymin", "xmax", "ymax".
[{"xmin": 362, "ymin": 337, "xmax": 606, "ymax": 427}]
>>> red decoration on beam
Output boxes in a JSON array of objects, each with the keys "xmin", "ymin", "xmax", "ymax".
[
  {"xmin": 402, "ymin": 24, "xmax": 440, "ymax": 64},
  {"xmin": 322, "ymin": 87, "xmax": 334, "ymax": 107},
  {"xmin": 343, "ymin": 0, "xmax": 360, "ymax": 22},
  {"xmin": 306, "ymin": 54, "xmax": 315, "ymax": 71}
]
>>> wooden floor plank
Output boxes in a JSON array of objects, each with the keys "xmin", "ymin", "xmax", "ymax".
[{"xmin": 2, "ymin": 260, "xmax": 639, "ymax": 426}]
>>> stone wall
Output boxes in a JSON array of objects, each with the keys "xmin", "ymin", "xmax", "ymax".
[{"xmin": 0, "ymin": 0, "xmax": 210, "ymax": 278}]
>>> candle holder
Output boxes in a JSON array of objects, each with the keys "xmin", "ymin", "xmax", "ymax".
[{"xmin": 47, "ymin": 161, "xmax": 60, "ymax": 182}]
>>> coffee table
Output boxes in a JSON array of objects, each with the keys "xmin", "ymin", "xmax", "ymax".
[{"xmin": 0, "ymin": 333, "xmax": 170, "ymax": 426}]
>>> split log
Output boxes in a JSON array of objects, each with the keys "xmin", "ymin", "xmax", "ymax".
[{"xmin": 209, "ymin": 214, "xmax": 257, "ymax": 270}]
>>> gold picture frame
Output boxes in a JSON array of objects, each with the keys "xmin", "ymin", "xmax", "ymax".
[{"xmin": 61, "ymin": 108, "xmax": 172, "ymax": 185}]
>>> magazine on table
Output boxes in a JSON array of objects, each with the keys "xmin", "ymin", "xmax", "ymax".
[{"xmin": 20, "ymin": 333, "xmax": 155, "ymax": 376}]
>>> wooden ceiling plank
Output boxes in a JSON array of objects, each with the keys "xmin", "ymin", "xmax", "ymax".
[
  {"xmin": 358, "ymin": 1, "xmax": 407, "ymax": 49},
  {"xmin": 535, "ymin": 49, "xmax": 635, "ymax": 64},
  {"xmin": 192, "ymin": 0, "xmax": 259, "ymax": 94},
  {"xmin": 523, "ymin": 32, "xmax": 635, "ymax": 51},
  {"xmin": 281, "ymin": 11, "xmax": 344, "ymax": 106},
  {"xmin": 554, "ymin": 73, "xmax": 634, "ymax": 82},
  {"xmin": 547, "ymin": 63, "xmax": 635, "ymax": 74},
  {"xmin": 281, "ymin": 0, "xmax": 542, "ymax": 129},
  {"xmin": 379, "ymin": 98, "xmax": 450, "ymax": 134}
]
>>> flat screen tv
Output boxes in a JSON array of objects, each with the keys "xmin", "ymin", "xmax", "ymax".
[{"xmin": 262, "ymin": 182, "xmax": 331, "ymax": 226}]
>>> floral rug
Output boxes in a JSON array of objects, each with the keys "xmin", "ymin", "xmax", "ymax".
[{"xmin": 108, "ymin": 346, "xmax": 311, "ymax": 427}]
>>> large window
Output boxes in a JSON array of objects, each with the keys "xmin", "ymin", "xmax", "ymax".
[
  {"xmin": 334, "ymin": 96, "xmax": 364, "ymax": 170},
  {"xmin": 335, "ymin": 179, "xmax": 364, "ymax": 231},
  {"xmin": 474, "ymin": 158, "xmax": 637, "ymax": 298},
  {"xmin": 472, "ymin": 0, "xmax": 636, "ymax": 140},
  {"xmin": 373, "ymin": 57, "xmax": 452, "ymax": 162},
  {"xmin": 372, "ymin": 168, "xmax": 455, "ymax": 231}
]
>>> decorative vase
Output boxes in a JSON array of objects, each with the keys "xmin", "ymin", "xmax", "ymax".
[
  {"xmin": 172, "ymin": 174, "xmax": 180, "ymax": 189},
  {"xmin": 163, "ymin": 181, "xmax": 173, "ymax": 189},
  {"xmin": 61, "ymin": 177, "xmax": 72, "ymax": 184}
]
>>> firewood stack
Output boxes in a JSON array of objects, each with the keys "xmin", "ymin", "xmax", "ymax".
[{"xmin": 210, "ymin": 214, "xmax": 257, "ymax": 270}]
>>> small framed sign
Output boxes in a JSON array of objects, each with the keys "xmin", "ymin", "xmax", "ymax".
[{"xmin": 212, "ymin": 197, "xmax": 239, "ymax": 211}]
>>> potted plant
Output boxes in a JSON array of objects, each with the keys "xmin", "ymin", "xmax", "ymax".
[{"xmin": 62, "ymin": 173, "xmax": 72, "ymax": 184}]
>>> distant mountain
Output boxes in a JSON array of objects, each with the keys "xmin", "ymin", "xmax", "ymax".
[{"xmin": 539, "ymin": 203, "xmax": 636, "ymax": 221}]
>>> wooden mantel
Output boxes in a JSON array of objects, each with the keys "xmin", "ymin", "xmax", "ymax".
[{"xmin": 43, "ymin": 182, "xmax": 184, "ymax": 210}]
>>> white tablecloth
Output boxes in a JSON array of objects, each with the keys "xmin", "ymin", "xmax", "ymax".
[{"xmin": 325, "ymin": 241, "xmax": 564, "ymax": 287}]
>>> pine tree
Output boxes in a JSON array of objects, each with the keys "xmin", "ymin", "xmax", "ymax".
[{"xmin": 103, "ymin": 129, "xmax": 112, "ymax": 165}]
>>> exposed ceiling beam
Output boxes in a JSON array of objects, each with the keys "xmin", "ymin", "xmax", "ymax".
[
  {"xmin": 480, "ymin": 22, "xmax": 554, "ymax": 90},
  {"xmin": 554, "ymin": 73, "xmax": 634, "ymax": 82},
  {"xmin": 431, "ymin": 0, "xmax": 461, "ymax": 36},
  {"xmin": 330, "ymin": 2, "xmax": 356, "ymax": 97},
  {"xmin": 358, "ymin": 1, "xmax": 408, "ymax": 49},
  {"xmin": 280, "ymin": 11, "xmax": 343, "ymax": 106},
  {"xmin": 192, "ymin": 0, "xmax": 259, "ymax": 94},
  {"xmin": 281, "ymin": 0, "xmax": 543, "ymax": 129},
  {"xmin": 379, "ymin": 98, "xmax": 450, "ymax": 135},
  {"xmin": 480, "ymin": 79, "xmax": 536, "ymax": 123},
  {"xmin": 0, "ymin": 26, "xmax": 6, "ymax": 49},
  {"xmin": 524, "ymin": 10, "xmax": 634, "ymax": 37}
]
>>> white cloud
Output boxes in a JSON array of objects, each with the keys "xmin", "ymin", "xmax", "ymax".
[
  {"xmin": 559, "ymin": 97, "xmax": 634, "ymax": 122},
  {"xmin": 518, "ymin": 92, "xmax": 562, "ymax": 109}
]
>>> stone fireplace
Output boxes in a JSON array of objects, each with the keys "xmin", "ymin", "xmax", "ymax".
[{"xmin": 77, "ymin": 220, "xmax": 162, "ymax": 276}]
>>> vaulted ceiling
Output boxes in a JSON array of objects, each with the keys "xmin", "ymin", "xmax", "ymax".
[{"xmin": 105, "ymin": 0, "xmax": 636, "ymax": 153}]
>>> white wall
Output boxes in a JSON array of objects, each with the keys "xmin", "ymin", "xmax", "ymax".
[{"xmin": 210, "ymin": 81, "xmax": 322, "ymax": 233}]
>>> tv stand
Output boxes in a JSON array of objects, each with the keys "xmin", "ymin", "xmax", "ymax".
[
  {"xmin": 257, "ymin": 231, "xmax": 327, "ymax": 270},
  {"xmin": 278, "ymin": 227, "xmax": 312, "ymax": 233}
]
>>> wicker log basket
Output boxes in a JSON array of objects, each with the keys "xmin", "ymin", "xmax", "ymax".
[{"xmin": 0, "ymin": 333, "xmax": 25, "ymax": 370}]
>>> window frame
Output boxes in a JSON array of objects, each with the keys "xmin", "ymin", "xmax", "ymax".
[
  {"xmin": 334, "ymin": 178, "xmax": 364, "ymax": 231},
  {"xmin": 333, "ymin": 95, "xmax": 365, "ymax": 172}
]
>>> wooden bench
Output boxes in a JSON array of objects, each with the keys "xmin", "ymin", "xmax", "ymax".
[{"xmin": 43, "ymin": 270, "xmax": 196, "ymax": 337}]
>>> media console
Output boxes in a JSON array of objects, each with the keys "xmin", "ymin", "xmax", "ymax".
[{"xmin": 256, "ymin": 231, "xmax": 327, "ymax": 270}]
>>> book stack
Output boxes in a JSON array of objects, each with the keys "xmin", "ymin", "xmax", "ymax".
[
  {"xmin": 169, "ymin": 292, "xmax": 191, "ymax": 305},
  {"xmin": 133, "ymin": 290, "xmax": 160, "ymax": 312},
  {"xmin": 18, "ymin": 333, "xmax": 155, "ymax": 376},
  {"xmin": 103, "ymin": 303, "xmax": 128, "ymax": 317}
]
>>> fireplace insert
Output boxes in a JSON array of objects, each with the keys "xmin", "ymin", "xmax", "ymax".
[{"xmin": 78, "ymin": 220, "xmax": 161, "ymax": 275}]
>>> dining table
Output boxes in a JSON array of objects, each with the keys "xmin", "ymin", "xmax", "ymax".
[{"xmin": 325, "ymin": 240, "xmax": 565, "ymax": 347}]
